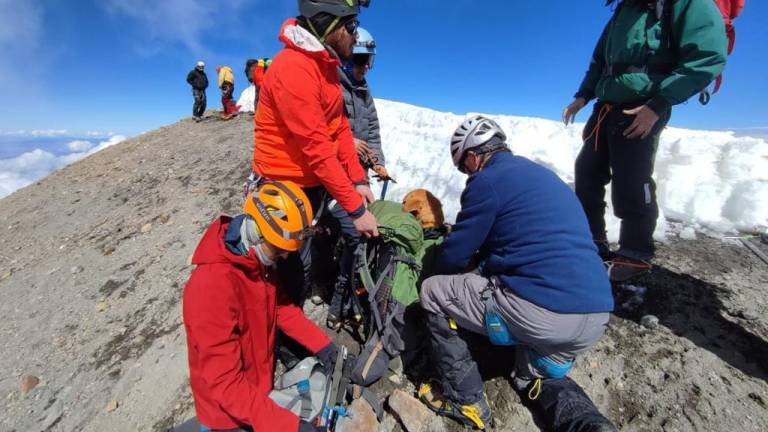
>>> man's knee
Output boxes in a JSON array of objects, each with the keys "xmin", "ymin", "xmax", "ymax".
[{"xmin": 420, "ymin": 276, "xmax": 443, "ymax": 315}]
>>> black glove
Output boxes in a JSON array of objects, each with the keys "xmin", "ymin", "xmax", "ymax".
[
  {"xmin": 298, "ymin": 420, "xmax": 323, "ymax": 432},
  {"xmin": 316, "ymin": 342, "xmax": 339, "ymax": 375}
]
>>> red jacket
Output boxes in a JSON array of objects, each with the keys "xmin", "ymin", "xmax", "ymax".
[
  {"xmin": 253, "ymin": 19, "xmax": 367, "ymax": 216},
  {"xmin": 183, "ymin": 216, "xmax": 331, "ymax": 431}
]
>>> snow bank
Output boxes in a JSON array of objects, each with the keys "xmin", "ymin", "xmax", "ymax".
[
  {"xmin": 373, "ymin": 99, "xmax": 768, "ymax": 238},
  {"xmin": 237, "ymin": 85, "xmax": 256, "ymax": 112},
  {"xmin": 0, "ymin": 135, "xmax": 126, "ymax": 199}
]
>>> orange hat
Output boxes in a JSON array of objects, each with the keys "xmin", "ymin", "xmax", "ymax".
[
  {"xmin": 402, "ymin": 189, "xmax": 444, "ymax": 229},
  {"xmin": 243, "ymin": 181, "xmax": 314, "ymax": 251}
]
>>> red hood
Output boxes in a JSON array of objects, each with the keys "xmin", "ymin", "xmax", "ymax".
[
  {"xmin": 191, "ymin": 216, "xmax": 262, "ymax": 273},
  {"xmin": 278, "ymin": 18, "xmax": 340, "ymax": 67}
]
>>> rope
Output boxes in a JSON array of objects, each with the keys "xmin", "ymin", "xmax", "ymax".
[{"xmin": 583, "ymin": 104, "xmax": 613, "ymax": 151}]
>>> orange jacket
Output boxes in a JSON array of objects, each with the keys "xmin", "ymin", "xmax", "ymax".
[{"xmin": 253, "ymin": 19, "xmax": 366, "ymax": 216}]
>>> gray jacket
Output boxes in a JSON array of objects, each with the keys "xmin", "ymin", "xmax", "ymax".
[{"xmin": 339, "ymin": 68, "xmax": 384, "ymax": 167}]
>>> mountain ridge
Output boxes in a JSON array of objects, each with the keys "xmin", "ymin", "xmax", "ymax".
[{"xmin": 0, "ymin": 111, "xmax": 766, "ymax": 431}]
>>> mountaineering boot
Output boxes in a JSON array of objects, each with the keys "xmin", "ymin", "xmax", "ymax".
[
  {"xmin": 326, "ymin": 284, "xmax": 344, "ymax": 330},
  {"xmin": 418, "ymin": 382, "xmax": 493, "ymax": 430},
  {"xmin": 524, "ymin": 377, "xmax": 617, "ymax": 432},
  {"xmin": 606, "ymin": 256, "xmax": 652, "ymax": 282}
]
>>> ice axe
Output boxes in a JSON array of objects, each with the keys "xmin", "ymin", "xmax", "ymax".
[
  {"xmin": 376, "ymin": 174, "xmax": 396, "ymax": 200},
  {"xmin": 380, "ymin": 180, "xmax": 389, "ymax": 200}
]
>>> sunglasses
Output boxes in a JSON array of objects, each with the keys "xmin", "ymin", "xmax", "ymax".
[
  {"xmin": 351, "ymin": 54, "xmax": 375, "ymax": 69},
  {"xmin": 343, "ymin": 19, "xmax": 360, "ymax": 35}
]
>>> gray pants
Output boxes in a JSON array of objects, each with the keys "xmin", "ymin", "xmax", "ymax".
[{"xmin": 421, "ymin": 273, "xmax": 609, "ymax": 388}]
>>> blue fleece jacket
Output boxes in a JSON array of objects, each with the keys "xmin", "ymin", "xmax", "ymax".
[{"xmin": 436, "ymin": 151, "xmax": 614, "ymax": 314}]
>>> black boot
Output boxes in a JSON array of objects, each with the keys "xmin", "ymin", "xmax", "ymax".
[{"xmin": 525, "ymin": 377, "xmax": 617, "ymax": 432}]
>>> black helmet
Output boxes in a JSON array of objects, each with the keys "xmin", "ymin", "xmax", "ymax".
[{"xmin": 299, "ymin": 0, "xmax": 364, "ymax": 19}]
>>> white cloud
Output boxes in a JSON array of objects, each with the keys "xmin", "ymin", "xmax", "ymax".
[
  {"xmin": 0, "ymin": 129, "xmax": 70, "ymax": 137},
  {"xmin": 67, "ymin": 140, "xmax": 94, "ymax": 152},
  {"xmin": 0, "ymin": 135, "xmax": 126, "ymax": 199},
  {"xmin": 102, "ymin": 0, "xmax": 255, "ymax": 53}
]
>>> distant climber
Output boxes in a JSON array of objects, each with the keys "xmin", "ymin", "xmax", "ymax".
[
  {"xmin": 248, "ymin": 58, "xmax": 272, "ymax": 112},
  {"xmin": 563, "ymin": 0, "xmax": 728, "ymax": 281},
  {"xmin": 216, "ymin": 65, "xmax": 240, "ymax": 119},
  {"xmin": 183, "ymin": 181, "xmax": 338, "ymax": 432},
  {"xmin": 186, "ymin": 61, "xmax": 208, "ymax": 122},
  {"xmin": 417, "ymin": 116, "xmax": 616, "ymax": 431}
]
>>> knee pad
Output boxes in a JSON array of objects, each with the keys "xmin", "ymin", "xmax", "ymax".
[{"xmin": 530, "ymin": 351, "xmax": 574, "ymax": 380}]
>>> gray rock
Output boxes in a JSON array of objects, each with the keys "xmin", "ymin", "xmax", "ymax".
[
  {"xmin": 388, "ymin": 389, "xmax": 441, "ymax": 432},
  {"xmin": 640, "ymin": 315, "xmax": 660, "ymax": 330}
]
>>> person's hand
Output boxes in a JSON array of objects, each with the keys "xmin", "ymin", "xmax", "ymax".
[
  {"xmin": 356, "ymin": 184, "xmax": 375, "ymax": 205},
  {"xmin": 563, "ymin": 97, "xmax": 587, "ymax": 126},
  {"xmin": 372, "ymin": 165, "xmax": 389, "ymax": 180},
  {"xmin": 353, "ymin": 209, "xmax": 379, "ymax": 238},
  {"xmin": 354, "ymin": 138, "xmax": 374, "ymax": 163},
  {"xmin": 316, "ymin": 342, "xmax": 339, "ymax": 375},
  {"xmin": 622, "ymin": 105, "xmax": 660, "ymax": 139}
]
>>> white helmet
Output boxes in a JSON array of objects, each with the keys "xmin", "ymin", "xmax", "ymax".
[
  {"xmin": 196, "ymin": 61, "xmax": 205, "ymax": 68},
  {"xmin": 450, "ymin": 115, "xmax": 507, "ymax": 169}
]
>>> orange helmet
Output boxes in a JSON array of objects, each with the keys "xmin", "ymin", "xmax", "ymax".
[
  {"xmin": 243, "ymin": 181, "xmax": 314, "ymax": 251},
  {"xmin": 402, "ymin": 189, "xmax": 444, "ymax": 229}
]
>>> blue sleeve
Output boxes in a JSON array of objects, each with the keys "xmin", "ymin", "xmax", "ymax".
[{"xmin": 435, "ymin": 175, "xmax": 497, "ymax": 274}]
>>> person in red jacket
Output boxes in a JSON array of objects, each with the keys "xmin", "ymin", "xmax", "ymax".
[
  {"xmin": 253, "ymin": 0, "xmax": 377, "ymax": 328},
  {"xmin": 183, "ymin": 181, "xmax": 337, "ymax": 432},
  {"xmin": 253, "ymin": 0, "xmax": 377, "ymax": 237}
]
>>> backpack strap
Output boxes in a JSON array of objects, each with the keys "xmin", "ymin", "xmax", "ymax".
[
  {"xmin": 284, "ymin": 379, "xmax": 314, "ymax": 420},
  {"xmin": 356, "ymin": 243, "xmax": 386, "ymax": 334}
]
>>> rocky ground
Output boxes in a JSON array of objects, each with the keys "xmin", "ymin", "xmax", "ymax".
[{"xmin": 0, "ymin": 113, "xmax": 766, "ymax": 431}]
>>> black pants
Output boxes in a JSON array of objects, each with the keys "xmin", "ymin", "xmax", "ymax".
[
  {"xmin": 193, "ymin": 89, "xmax": 206, "ymax": 117},
  {"xmin": 425, "ymin": 312, "xmax": 484, "ymax": 405},
  {"xmin": 575, "ymin": 101, "xmax": 671, "ymax": 260}
]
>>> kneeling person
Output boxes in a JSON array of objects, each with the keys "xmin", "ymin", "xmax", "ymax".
[
  {"xmin": 419, "ymin": 116, "xmax": 616, "ymax": 431},
  {"xmin": 183, "ymin": 181, "xmax": 336, "ymax": 432}
]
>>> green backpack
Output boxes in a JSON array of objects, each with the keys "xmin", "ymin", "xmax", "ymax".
[{"xmin": 351, "ymin": 200, "xmax": 424, "ymax": 386}]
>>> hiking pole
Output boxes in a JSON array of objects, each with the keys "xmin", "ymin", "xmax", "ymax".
[
  {"xmin": 380, "ymin": 179, "xmax": 389, "ymax": 201},
  {"xmin": 318, "ymin": 346, "xmax": 347, "ymax": 431}
]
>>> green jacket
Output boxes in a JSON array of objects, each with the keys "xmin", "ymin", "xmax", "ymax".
[{"xmin": 576, "ymin": 0, "xmax": 727, "ymax": 113}]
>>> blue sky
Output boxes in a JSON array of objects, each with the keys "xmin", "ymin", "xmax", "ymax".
[{"xmin": 0, "ymin": 0, "xmax": 766, "ymax": 139}]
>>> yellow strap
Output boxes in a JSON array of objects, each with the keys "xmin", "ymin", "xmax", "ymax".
[
  {"xmin": 417, "ymin": 383, "xmax": 432, "ymax": 399},
  {"xmin": 460, "ymin": 405, "xmax": 486, "ymax": 429},
  {"xmin": 307, "ymin": 16, "xmax": 341, "ymax": 43},
  {"xmin": 528, "ymin": 378, "xmax": 542, "ymax": 401},
  {"xmin": 448, "ymin": 318, "xmax": 458, "ymax": 330}
]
